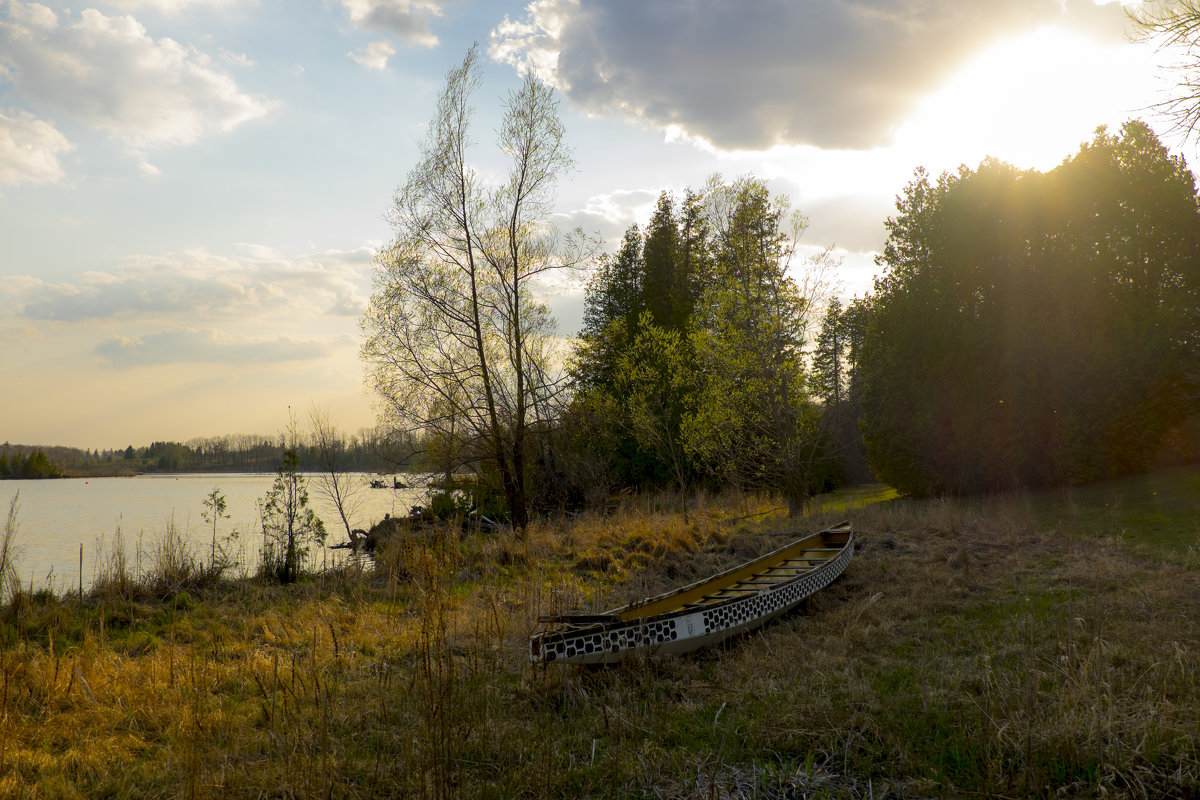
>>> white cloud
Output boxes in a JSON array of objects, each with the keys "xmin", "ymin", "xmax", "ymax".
[
  {"xmin": 488, "ymin": 0, "xmax": 568, "ymax": 80},
  {"xmin": 136, "ymin": 155, "xmax": 162, "ymax": 177},
  {"xmin": 489, "ymin": 0, "xmax": 1131, "ymax": 151},
  {"xmin": 0, "ymin": 108, "xmax": 73, "ymax": 185},
  {"xmin": 100, "ymin": 0, "xmax": 244, "ymax": 10},
  {"xmin": 552, "ymin": 187, "xmax": 661, "ymax": 247},
  {"xmin": 220, "ymin": 48, "xmax": 256, "ymax": 68},
  {"xmin": 94, "ymin": 328, "xmax": 330, "ymax": 367},
  {"xmin": 339, "ymin": 0, "xmax": 443, "ymax": 48},
  {"xmin": 797, "ymin": 194, "xmax": 892, "ymax": 254},
  {"xmin": 349, "ymin": 38, "xmax": 396, "ymax": 70},
  {"xmin": 0, "ymin": 2, "xmax": 274, "ymax": 148},
  {"xmin": 1, "ymin": 245, "xmax": 375, "ymax": 323}
]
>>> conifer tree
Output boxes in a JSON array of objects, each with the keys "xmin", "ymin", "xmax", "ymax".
[
  {"xmin": 641, "ymin": 192, "xmax": 683, "ymax": 331},
  {"xmin": 574, "ymin": 225, "xmax": 645, "ymax": 394},
  {"xmin": 860, "ymin": 121, "xmax": 1200, "ymax": 495},
  {"xmin": 684, "ymin": 177, "xmax": 822, "ymax": 513},
  {"xmin": 812, "ymin": 297, "xmax": 846, "ymax": 405}
]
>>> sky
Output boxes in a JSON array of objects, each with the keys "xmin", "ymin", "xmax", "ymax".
[{"xmin": 0, "ymin": 0, "xmax": 1192, "ymax": 449}]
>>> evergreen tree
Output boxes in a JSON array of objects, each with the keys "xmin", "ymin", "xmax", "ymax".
[
  {"xmin": 860, "ymin": 121, "xmax": 1200, "ymax": 495},
  {"xmin": 684, "ymin": 177, "xmax": 822, "ymax": 513},
  {"xmin": 677, "ymin": 188, "xmax": 711, "ymax": 321},
  {"xmin": 260, "ymin": 444, "xmax": 325, "ymax": 584},
  {"xmin": 613, "ymin": 313, "xmax": 696, "ymax": 499},
  {"xmin": 565, "ymin": 177, "xmax": 830, "ymax": 503},
  {"xmin": 811, "ymin": 297, "xmax": 846, "ymax": 405},
  {"xmin": 15, "ymin": 449, "xmax": 62, "ymax": 479},
  {"xmin": 641, "ymin": 192, "xmax": 684, "ymax": 331},
  {"xmin": 574, "ymin": 225, "xmax": 645, "ymax": 394}
]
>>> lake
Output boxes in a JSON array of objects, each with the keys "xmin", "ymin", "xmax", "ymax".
[{"xmin": 0, "ymin": 473, "xmax": 427, "ymax": 592}]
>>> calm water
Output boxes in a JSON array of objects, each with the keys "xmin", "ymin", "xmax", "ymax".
[{"xmin": 0, "ymin": 473, "xmax": 426, "ymax": 592}]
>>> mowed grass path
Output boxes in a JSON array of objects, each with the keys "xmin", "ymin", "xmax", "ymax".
[{"xmin": 0, "ymin": 470, "xmax": 1196, "ymax": 798}]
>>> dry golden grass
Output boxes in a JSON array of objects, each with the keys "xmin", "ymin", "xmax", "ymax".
[{"xmin": 0, "ymin": 489, "xmax": 1196, "ymax": 798}]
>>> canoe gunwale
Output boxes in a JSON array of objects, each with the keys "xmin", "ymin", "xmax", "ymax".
[{"xmin": 530, "ymin": 521, "xmax": 853, "ymax": 664}]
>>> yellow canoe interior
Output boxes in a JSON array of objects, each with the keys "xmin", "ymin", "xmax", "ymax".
[{"xmin": 613, "ymin": 521, "xmax": 853, "ymax": 622}]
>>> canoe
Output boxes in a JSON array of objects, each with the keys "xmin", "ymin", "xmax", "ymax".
[{"xmin": 530, "ymin": 521, "xmax": 854, "ymax": 664}]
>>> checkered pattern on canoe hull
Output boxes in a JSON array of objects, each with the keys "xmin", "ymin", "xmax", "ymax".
[{"xmin": 530, "ymin": 532, "xmax": 853, "ymax": 664}]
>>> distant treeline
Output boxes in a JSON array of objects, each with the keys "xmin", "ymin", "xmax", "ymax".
[
  {"xmin": 0, "ymin": 448, "xmax": 62, "ymax": 479},
  {"xmin": 0, "ymin": 429, "xmax": 425, "ymax": 478}
]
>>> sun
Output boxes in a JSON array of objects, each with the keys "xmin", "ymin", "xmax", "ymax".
[{"xmin": 893, "ymin": 26, "xmax": 1162, "ymax": 173}]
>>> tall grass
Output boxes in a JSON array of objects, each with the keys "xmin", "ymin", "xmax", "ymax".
[
  {"xmin": 0, "ymin": 493, "xmax": 20, "ymax": 604},
  {"xmin": 0, "ymin": 483, "xmax": 1196, "ymax": 797}
]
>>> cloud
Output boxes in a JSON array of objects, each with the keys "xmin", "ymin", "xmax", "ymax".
[
  {"xmin": 795, "ymin": 193, "xmax": 893, "ymax": 254},
  {"xmin": 0, "ymin": 108, "xmax": 73, "ymax": 185},
  {"xmin": 220, "ymin": 49, "xmax": 256, "ymax": 68},
  {"xmin": 349, "ymin": 38, "xmax": 397, "ymax": 70},
  {"xmin": 0, "ymin": 321, "xmax": 39, "ymax": 345},
  {"xmin": 98, "ymin": 0, "xmax": 245, "ymax": 11},
  {"xmin": 0, "ymin": 1, "xmax": 274, "ymax": 148},
  {"xmin": 489, "ymin": 0, "xmax": 1130, "ymax": 151},
  {"xmin": 94, "ymin": 328, "xmax": 330, "ymax": 367},
  {"xmin": 552, "ymin": 187, "xmax": 661, "ymax": 247},
  {"xmin": 339, "ymin": 0, "xmax": 444, "ymax": 49},
  {"xmin": 2, "ymin": 246, "xmax": 375, "ymax": 323},
  {"xmin": 545, "ymin": 290, "xmax": 585, "ymax": 337}
]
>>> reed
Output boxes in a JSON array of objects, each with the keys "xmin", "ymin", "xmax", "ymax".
[
  {"xmin": 0, "ymin": 493, "xmax": 20, "ymax": 605},
  {"xmin": 0, "ymin": 480, "xmax": 1196, "ymax": 797}
]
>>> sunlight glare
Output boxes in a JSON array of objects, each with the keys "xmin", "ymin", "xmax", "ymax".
[{"xmin": 893, "ymin": 27, "xmax": 1161, "ymax": 172}]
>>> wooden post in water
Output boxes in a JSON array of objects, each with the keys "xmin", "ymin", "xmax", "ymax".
[{"xmin": 79, "ymin": 544, "xmax": 83, "ymax": 602}]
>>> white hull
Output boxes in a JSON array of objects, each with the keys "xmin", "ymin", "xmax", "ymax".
[{"xmin": 531, "ymin": 523, "xmax": 854, "ymax": 664}]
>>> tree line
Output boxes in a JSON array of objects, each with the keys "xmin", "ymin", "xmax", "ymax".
[
  {"xmin": 0, "ymin": 448, "xmax": 62, "ymax": 480},
  {"xmin": 132, "ymin": 430, "xmax": 414, "ymax": 474},
  {"xmin": 362, "ymin": 47, "xmax": 1200, "ymax": 525},
  {"xmin": 0, "ymin": 427, "xmax": 420, "ymax": 477},
  {"xmin": 845, "ymin": 120, "xmax": 1200, "ymax": 495}
]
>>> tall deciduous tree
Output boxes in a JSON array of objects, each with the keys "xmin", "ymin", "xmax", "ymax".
[
  {"xmin": 1133, "ymin": 1, "xmax": 1200, "ymax": 139},
  {"xmin": 361, "ymin": 46, "xmax": 588, "ymax": 529}
]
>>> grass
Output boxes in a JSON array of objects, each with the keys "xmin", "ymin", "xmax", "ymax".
[
  {"xmin": 1026, "ymin": 464, "xmax": 1200, "ymax": 562},
  {"xmin": 0, "ymin": 473, "xmax": 1197, "ymax": 798}
]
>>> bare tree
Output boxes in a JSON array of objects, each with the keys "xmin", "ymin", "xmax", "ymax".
[
  {"xmin": 309, "ymin": 405, "xmax": 366, "ymax": 547},
  {"xmin": 1132, "ymin": 1, "xmax": 1200, "ymax": 140},
  {"xmin": 361, "ymin": 45, "xmax": 590, "ymax": 530}
]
